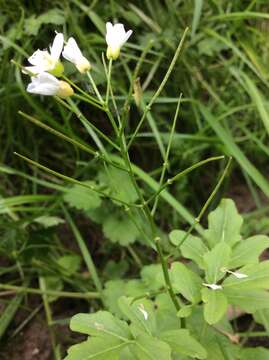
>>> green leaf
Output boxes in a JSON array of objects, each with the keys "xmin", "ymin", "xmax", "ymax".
[
  {"xmin": 34, "ymin": 215, "xmax": 65, "ymax": 228},
  {"xmin": 177, "ymin": 305, "xmax": 193, "ymax": 318},
  {"xmin": 204, "ymin": 198, "xmax": 243, "ymax": 248},
  {"xmin": 229, "ymin": 235, "xmax": 269, "ymax": 268},
  {"xmin": 224, "ymin": 288, "xmax": 269, "ymax": 312},
  {"xmin": 43, "ymin": 276, "xmax": 63, "ymax": 302},
  {"xmin": 169, "ymin": 230, "xmax": 186, "ymax": 247},
  {"xmin": 160, "ymin": 329, "xmax": 207, "ymax": 359},
  {"xmin": 100, "ymin": 167, "xmax": 138, "ymax": 204},
  {"xmin": 129, "ymin": 333, "xmax": 171, "ymax": 360},
  {"xmin": 118, "ymin": 296, "xmax": 156, "ymax": 336},
  {"xmin": 155, "ymin": 294, "xmax": 180, "ymax": 333},
  {"xmin": 170, "ymin": 262, "xmax": 202, "ymax": 303},
  {"xmin": 239, "ymin": 347, "xmax": 269, "ymax": 360},
  {"xmin": 103, "ymin": 280, "xmax": 147, "ymax": 317},
  {"xmin": 202, "ymin": 288, "xmax": 228, "ymax": 324},
  {"xmin": 204, "ymin": 242, "xmax": 231, "ymax": 283},
  {"xmin": 70, "ymin": 311, "xmax": 131, "ymax": 340},
  {"xmin": 180, "ymin": 234, "xmax": 208, "ymax": 269},
  {"xmin": 64, "ymin": 335, "xmax": 127, "ymax": 360},
  {"xmin": 24, "ymin": 9, "xmax": 65, "ymax": 36},
  {"xmin": 140, "ymin": 264, "xmax": 165, "ymax": 291},
  {"xmin": 57, "ymin": 254, "xmax": 81, "ymax": 276},
  {"xmin": 223, "ymin": 261, "xmax": 269, "ymax": 290},
  {"xmin": 64, "ymin": 182, "xmax": 101, "ymax": 211},
  {"xmin": 242, "ymin": 72, "xmax": 269, "ymax": 136},
  {"xmin": 103, "ymin": 214, "xmax": 140, "ymax": 246}
]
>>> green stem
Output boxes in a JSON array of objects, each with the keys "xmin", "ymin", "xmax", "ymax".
[
  {"xmin": 18, "ymin": 111, "xmax": 126, "ymax": 172},
  {"xmin": 107, "ymin": 104, "xmax": 182, "ymax": 314},
  {"xmin": 0, "ymin": 283, "xmax": 100, "ymax": 299},
  {"xmin": 67, "ymin": 97, "xmax": 119, "ymax": 152},
  {"xmin": 61, "ymin": 75, "xmax": 102, "ymax": 108},
  {"xmin": 14, "ymin": 152, "xmax": 139, "ymax": 208},
  {"xmin": 178, "ymin": 157, "xmax": 232, "ymax": 248},
  {"xmin": 87, "ymin": 71, "xmax": 104, "ymax": 104},
  {"xmin": 151, "ymin": 94, "xmax": 182, "ymax": 215},
  {"xmin": 106, "ymin": 58, "xmax": 113, "ymax": 105},
  {"xmin": 39, "ymin": 277, "xmax": 61, "ymax": 360},
  {"xmin": 146, "ymin": 156, "xmax": 225, "ymax": 205},
  {"xmin": 127, "ymin": 27, "xmax": 189, "ymax": 149}
]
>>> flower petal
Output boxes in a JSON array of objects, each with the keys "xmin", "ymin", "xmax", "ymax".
[
  {"xmin": 50, "ymin": 33, "xmax": 64, "ymax": 60},
  {"xmin": 62, "ymin": 37, "xmax": 83, "ymax": 63}
]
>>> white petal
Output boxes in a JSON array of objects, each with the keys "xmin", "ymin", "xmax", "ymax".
[
  {"xmin": 106, "ymin": 22, "xmax": 113, "ymax": 33},
  {"xmin": 138, "ymin": 304, "xmax": 148, "ymax": 320},
  {"xmin": 50, "ymin": 33, "xmax": 64, "ymax": 60},
  {"xmin": 28, "ymin": 50, "xmax": 49, "ymax": 66},
  {"xmin": 62, "ymin": 37, "xmax": 83, "ymax": 63},
  {"xmin": 232, "ymin": 271, "xmax": 248, "ymax": 279},
  {"xmin": 203, "ymin": 283, "xmax": 222, "ymax": 290},
  {"xmin": 105, "ymin": 22, "xmax": 132, "ymax": 50},
  {"xmin": 124, "ymin": 30, "xmax": 133, "ymax": 44},
  {"xmin": 23, "ymin": 65, "xmax": 45, "ymax": 75},
  {"xmin": 27, "ymin": 73, "xmax": 60, "ymax": 96}
]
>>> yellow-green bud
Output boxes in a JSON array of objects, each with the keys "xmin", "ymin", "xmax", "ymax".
[
  {"xmin": 106, "ymin": 46, "xmax": 120, "ymax": 60},
  {"xmin": 57, "ymin": 81, "xmax": 74, "ymax": 98},
  {"xmin": 49, "ymin": 61, "xmax": 64, "ymax": 77}
]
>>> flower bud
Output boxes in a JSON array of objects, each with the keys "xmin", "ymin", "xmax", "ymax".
[
  {"xmin": 57, "ymin": 81, "xmax": 74, "ymax": 98},
  {"xmin": 106, "ymin": 46, "xmax": 120, "ymax": 60},
  {"xmin": 49, "ymin": 61, "xmax": 64, "ymax": 77}
]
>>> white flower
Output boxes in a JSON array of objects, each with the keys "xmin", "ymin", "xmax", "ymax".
[
  {"xmin": 105, "ymin": 22, "xmax": 132, "ymax": 60},
  {"xmin": 27, "ymin": 72, "xmax": 73, "ymax": 98},
  {"xmin": 203, "ymin": 283, "xmax": 223, "ymax": 290},
  {"xmin": 138, "ymin": 304, "xmax": 148, "ymax": 320},
  {"xmin": 227, "ymin": 270, "xmax": 248, "ymax": 279},
  {"xmin": 62, "ymin": 37, "xmax": 91, "ymax": 73},
  {"xmin": 25, "ymin": 33, "xmax": 64, "ymax": 76}
]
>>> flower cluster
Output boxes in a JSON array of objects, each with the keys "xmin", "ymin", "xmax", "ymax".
[{"xmin": 23, "ymin": 23, "xmax": 132, "ymax": 98}]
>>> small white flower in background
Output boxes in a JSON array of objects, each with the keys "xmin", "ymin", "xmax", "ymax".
[
  {"xmin": 105, "ymin": 22, "xmax": 132, "ymax": 60},
  {"xmin": 138, "ymin": 304, "xmax": 148, "ymax": 320},
  {"xmin": 24, "ymin": 33, "xmax": 64, "ymax": 76},
  {"xmin": 27, "ymin": 72, "xmax": 73, "ymax": 98},
  {"xmin": 62, "ymin": 37, "xmax": 91, "ymax": 73},
  {"xmin": 203, "ymin": 283, "xmax": 223, "ymax": 290},
  {"xmin": 227, "ymin": 270, "xmax": 248, "ymax": 279}
]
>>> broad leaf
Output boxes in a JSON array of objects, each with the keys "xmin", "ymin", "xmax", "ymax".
[
  {"xmin": 99, "ymin": 167, "xmax": 138, "ymax": 203},
  {"xmin": 169, "ymin": 230, "xmax": 188, "ymax": 247},
  {"xmin": 202, "ymin": 288, "xmax": 228, "ymax": 324},
  {"xmin": 180, "ymin": 234, "xmax": 208, "ymax": 269},
  {"xmin": 170, "ymin": 262, "xmax": 202, "ymax": 303},
  {"xmin": 224, "ymin": 288, "xmax": 269, "ymax": 312},
  {"xmin": 229, "ymin": 235, "xmax": 269, "ymax": 268},
  {"xmin": 239, "ymin": 347, "xmax": 269, "ymax": 360},
  {"xmin": 118, "ymin": 296, "xmax": 156, "ymax": 336},
  {"xmin": 103, "ymin": 214, "xmax": 140, "ymax": 246},
  {"xmin": 223, "ymin": 261, "xmax": 269, "ymax": 290},
  {"xmin": 64, "ymin": 182, "xmax": 101, "ymax": 211},
  {"xmin": 70, "ymin": 311, "xmax": 131, "ymax": 340},
  {"xmin": 128, "ymin": 333, "xmax": 171, "ymax": 360},
  {"xmin": 64, "ymin": 335, "xmax": 127, "ymax": 360},
  {"xmin": 140, "ymin": 264, "xmax": 165, "ymax": 291},
  {"xmin": 204, "ymin": 199, "xmax": 243, "ymax": 248},
  {"xmin": 204, "ymin": 242, "xmax": 231, "ymax": 283},
  {"xmin": 160, "ymin": 329, "xmax": 207, "ymax": 359},
  {"xmin": 177, "ymin": 305, "xmax": 193, "ymax": 318}
]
